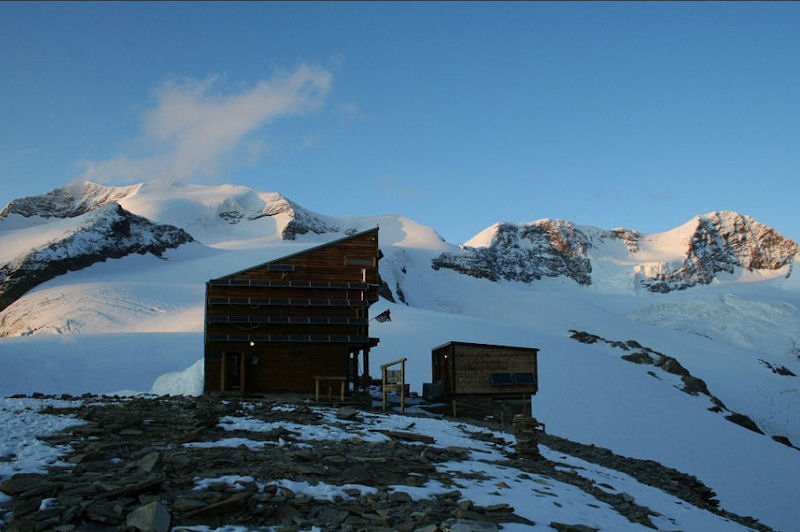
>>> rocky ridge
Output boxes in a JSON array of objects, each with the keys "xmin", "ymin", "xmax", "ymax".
[
  {"xmin": 431, "ymin": 212, "xmax": 797, "ymax": 292},
  {"xmin": 568, "ymin": 330, "xmax": 799, "ymax": 450},
  {"xmin": 0, "ymin": 394, "xmax": 773, "ymax": 532},
  {"xmin": 432, "ymin": 220, "xmax": 593, "ymax": 286},
  {"xmin": 0, "ymin": 181, "xmax": 348, "ymax": 314},
  {"xmin": 3, "ymin": 183, "xmax": 798, "ymax": 302},
  {"xmin": 0, "ymin": 204, "xmax": 193, "ymax": 313},
  {"xmin": 0, "ymin": 182, "xmax": 140, "ymax": 220},
  {"xmin": 212, "ymin": 189, "xmax": 342, "ymax": 240},
  {"xmin": 637, "ymin": 212, "xmax": 798, "ymax": 292}
]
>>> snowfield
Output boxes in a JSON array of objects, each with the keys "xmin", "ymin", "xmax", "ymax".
[{"xmin": 1, "ymin": 181, "xmax": 799, "ymax": 531}]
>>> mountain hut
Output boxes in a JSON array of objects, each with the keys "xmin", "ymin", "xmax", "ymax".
[
  {"xmin": 204, "ymin": 228, "xmax": 380, "ymax": 395},
  {"xmin": 430, "ymin": 341, "xmax": 539, "ymax": 420}
]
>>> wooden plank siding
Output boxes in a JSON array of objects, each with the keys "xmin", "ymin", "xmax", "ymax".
[
  {"xmin": 432, "ymin": 341, "xmax": 539, "ymax": 397},
  {"xmin": 204, "ymin": 228, "xmax": 381, "ymax": 394}
]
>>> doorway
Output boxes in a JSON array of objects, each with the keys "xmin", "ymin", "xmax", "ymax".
[{"xmin": 221, "ymin": 352, "xmax": 245, "ymax": 392}]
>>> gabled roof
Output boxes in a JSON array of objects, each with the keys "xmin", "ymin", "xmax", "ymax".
[{"xmin": 211, "ymin": 227, "xmax": 379, "ymax": 281}]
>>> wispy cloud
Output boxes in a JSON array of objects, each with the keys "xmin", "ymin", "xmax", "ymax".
[
  {"xmin": 81, "ymin": 64, "xmax": 332, "ymax": 184},
  {"xmin": 379, "ymin": 174, "xmax": 425, "ymax": 199}
]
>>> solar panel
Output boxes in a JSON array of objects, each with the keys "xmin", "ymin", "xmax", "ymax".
[
  {"xmin": 490, "ymin": 373, "xmax": 514, "ymax": 385},
  {"xmin": 513, "ymin": 372, "xmax": 536, "ymax": 385}
]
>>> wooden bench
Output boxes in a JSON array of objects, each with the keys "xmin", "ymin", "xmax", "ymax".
[{"xmin": 313, "ymin": 376, "xmax": 347, "ymax": 402}]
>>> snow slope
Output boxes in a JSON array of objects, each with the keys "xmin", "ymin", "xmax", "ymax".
[{"xmin": 0, "ymin": 181, "xmax": 799, "ymax": 530}]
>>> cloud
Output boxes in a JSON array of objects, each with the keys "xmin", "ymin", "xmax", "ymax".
[
  {"xmin": 81, "ymin": 64, "xmax": 332, "ymax": 184},
  {"xmin": 379, "ymin": 175, "xmax": 425, "ymax": 199}
]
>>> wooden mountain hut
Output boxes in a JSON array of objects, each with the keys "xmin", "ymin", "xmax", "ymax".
[
  {"xmin": 204, "ymin": 228, "xmax": 381, "ymax": 395},
  {"xmin": 431, "ymin": 341, "xmax": 539, "ymax": 419}
]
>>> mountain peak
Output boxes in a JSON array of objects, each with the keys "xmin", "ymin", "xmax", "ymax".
[
  {"xmin": 434, "ymin": 211, "xmax": 797, "ymax": 292},
  {"xmin": 638, "ymin": 210, "xmax": 798, "ymax": 292},
  {"xmin": 0, "ymin": 181, "xmax": 139, "ymax": 219},
  {"xmin": 1, "ymin": 181, "xmax": 344, "ymax": 245}
]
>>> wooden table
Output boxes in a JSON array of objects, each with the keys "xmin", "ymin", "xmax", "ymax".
[{"xmin": 313, "ymin": 376, "xmax": 347, "ymax": 402}]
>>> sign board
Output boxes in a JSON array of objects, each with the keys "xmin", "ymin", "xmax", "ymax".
[{"xmin": 385, "ymin": 369, "xmax": 402, "ymax": 384}]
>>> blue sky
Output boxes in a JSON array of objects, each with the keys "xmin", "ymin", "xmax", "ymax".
[{"xmin": 2, "ymin": 2, "xmax": 799, "ymax": 244}]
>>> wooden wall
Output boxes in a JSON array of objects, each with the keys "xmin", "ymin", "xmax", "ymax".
[
  {"xmin": 432, "ymin": 341, "xmax": 538, "ymax": 396},
  {"xmin": 204, "ymin": 228, "xmax": 380, "ymax": 394}
]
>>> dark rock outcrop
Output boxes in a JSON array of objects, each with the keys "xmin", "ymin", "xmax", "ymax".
[
  {"xmin": 432, "ymin": 220, "xmax": 592, "ymax": 286},
  {"xmin": 568, "ymin": 330, "xmax": 778, "ymax": 441},
  {"xmin": 0, "ymin": 181, "xmax": 137, "ymax": 219},
  {"xmin": 0, "ymin": 204, "xmax": 194, "ymax": 313},
  {"xmin": 640, "ymin": 212, "xmax": 798, "ymax": 293},
  {"xmin": 431, "ymin": 211, "xmax": 797, "ymax": 293}
]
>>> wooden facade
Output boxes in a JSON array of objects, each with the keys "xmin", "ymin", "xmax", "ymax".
[
  {"xmin": 204, "ymin": 228, "xmax": 380, "ymax": 394},
  {"xmin": 431, "ymin": 341, "xmax": 539, "ymax": 418}
]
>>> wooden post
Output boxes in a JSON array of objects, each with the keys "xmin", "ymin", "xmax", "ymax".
[
  {"xmin": 381, "ymin": 365, "xmax": 388, "ymax": 412},
  {"xmin": 240, "ymin": 352, "xmax": 246, "ymax": 396},
  {"xmin": 400, "ymin": 358, "xmax": 406, "ymax": 413},
  {"xmin": 220, "ymin": 353, "xmax": 226, "ymax": 392},
  {"xmin": 363, "ymin": 347, "xmax": 370, "ymax": 391}
]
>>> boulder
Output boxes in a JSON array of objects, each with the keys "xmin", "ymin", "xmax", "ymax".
[{"xmin": 126, "ymin": 501, "xmax": 171, "ymax": 532}]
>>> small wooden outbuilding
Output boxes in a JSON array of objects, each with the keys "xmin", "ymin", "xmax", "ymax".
[
  {"xmin": 204, "ymin": 228, "xmax": 380, "ymax": 395},
  {"xmin": 431, "ymin": 341, "xmax": 539, "ymax": 419}
]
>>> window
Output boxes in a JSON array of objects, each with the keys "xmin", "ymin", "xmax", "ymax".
[
  {"xmin": 490, "ymin": 372, "xmax": 536, "ymax": 386},
  {"xmin": 490, "ymin": 373, "xmax": 514, "ymax": 386},
  {"xmin": 512, "ymin": 372, "xmax": 536, "ymax": 385},
  {"xmin": 345, "ymin": 257, "xmax": 374, "ymax": 267}
]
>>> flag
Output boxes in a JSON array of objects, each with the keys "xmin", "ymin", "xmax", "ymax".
[{"xmin": 374, "ymin": 309, "xmax": 391, "ymax": 323}]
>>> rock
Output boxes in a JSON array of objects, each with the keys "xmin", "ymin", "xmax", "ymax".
[
  {"xmin": 126, "ymin": 501, "xmax": 171, "ymax": 532},
  {"xmin": 0, "ymin": 474, "xmax": 52, "ymax": 496},
  {"xmin": 275, "ymin": 503, "xmax": 303, "ymax": 525},
  {"xmin": 86, "ymin": 500, "xmax": 125, "ymax": 525},
  {"xmin": 772, "ymin": 435, "xmax": 798, "ymax": 449},
  {"xmin": 172, "ymin": 497, "xmax": 206, "ymax": 513},
  {"xmin": 337, "ymin": 407, "xmax": 359, "ymax": 420},
  {"xmin": 372, "ymin": 429, "xmax": 435, "ymax": 444},
  {"xmin": 512, "ymin": 415, "xmax": 542, "ymax": 458},
  {"xmin": 135, "ymin": 451, "xmax": 163, "ymax": 474},
  {"xmin": 390, "ymin": 491, "xmax": 413, "ymax": 503},
  {"xmin": 550, "ymin": 523, "xmax": 598, "ymax": 532},
  {"xmin": 183, "ymin": 492, "xmax": 250, "ymax": 517},
  {"xmin": 621, "ymin": 351, "xmax": 654, "ymax": 364},
  {"xmin": 725, "ymin": 412, "xmax": 764, "ymax": 434},
  {"xmin": 441, "ymin": 519, "xmax": 499, "ymax": 532}
]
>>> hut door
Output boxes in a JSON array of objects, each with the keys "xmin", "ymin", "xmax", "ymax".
[{"xmin": 222, "ymin": 352, "xmax": 245, "ymax": 392}]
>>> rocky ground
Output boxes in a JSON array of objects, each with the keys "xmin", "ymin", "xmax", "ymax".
[{"xmin": 0, "ymin": 394, "xmax": 774, "ymax": 532}]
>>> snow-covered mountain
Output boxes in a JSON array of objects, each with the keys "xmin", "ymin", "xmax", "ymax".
[
  {"xmin": 0, "ymin": 202, "xmax": 193, "ymax": 313},
  {"xmin": 1, "ymin": 180, "xmax": 799, "ymax": 530},
  {"xmin": 432, "ymin": 212, "xmax": 798, "ymax": 293}
]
